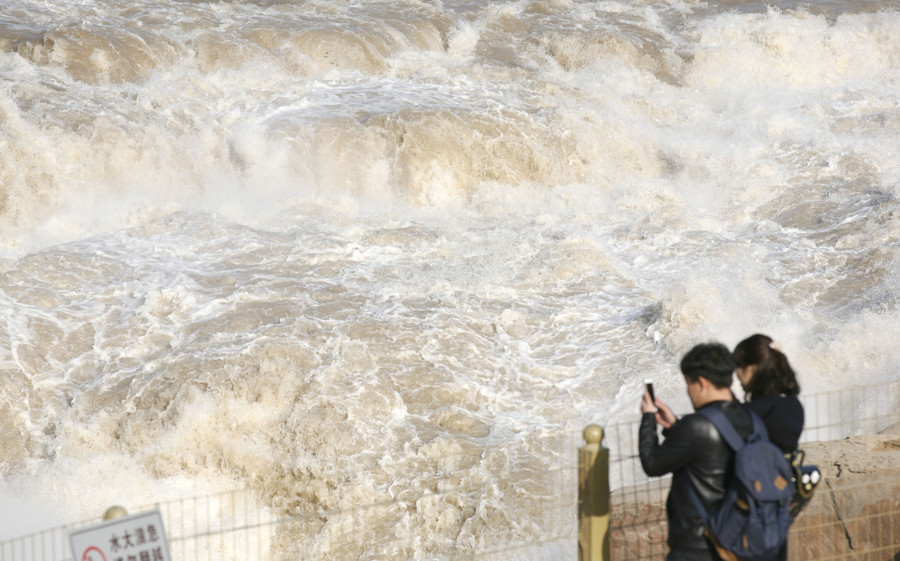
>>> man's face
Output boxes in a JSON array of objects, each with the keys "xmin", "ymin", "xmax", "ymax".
[{"xmin": 685, "ymin": 376, "xmax": 702, "ymax": 409}]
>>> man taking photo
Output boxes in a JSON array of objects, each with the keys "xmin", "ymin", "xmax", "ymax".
[{"xmin": 639, "ymin": 342, "xmax": 753, "ymax": 561}]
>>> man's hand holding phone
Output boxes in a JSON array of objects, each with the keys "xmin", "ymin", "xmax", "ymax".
[
  {"xmin": 642, "ymin": 379, "xmax": 657, "ymax": 412},
  {"xmin": 642, "ymin": 379, "xmax": 677, "ymax": 429}
]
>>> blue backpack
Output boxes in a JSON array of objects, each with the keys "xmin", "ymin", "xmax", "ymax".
[{"xmin": 685, "ymin": 406, "xmax": 794, "ymax": 561}]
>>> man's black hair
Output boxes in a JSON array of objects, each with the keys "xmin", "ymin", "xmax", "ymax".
[{"xmin": 680, "ymin": 342, "xmax": 735, "ymax": 388}]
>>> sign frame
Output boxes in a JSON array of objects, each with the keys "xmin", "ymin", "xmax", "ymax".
[{"xmin": 69, "ymin": 508, "xmax": 172, "ymax": 561}]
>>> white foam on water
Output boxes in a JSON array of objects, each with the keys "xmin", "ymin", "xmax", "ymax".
[{"xmin": 1, "ymin": 0, "xmax": 899, "ymax": 550}]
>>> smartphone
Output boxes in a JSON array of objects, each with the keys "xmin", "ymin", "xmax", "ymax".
[{"xmin": 644, "ymin": 379, "xmax": 655, "ymax": 403}]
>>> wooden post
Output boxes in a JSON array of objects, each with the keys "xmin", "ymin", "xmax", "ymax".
[{"xmin": 579, "ymin": 424, "xmax": 610, "ymax": 561}]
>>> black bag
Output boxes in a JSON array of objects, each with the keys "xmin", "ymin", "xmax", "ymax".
[{"xmin": 787, "ymin": 449, "xmax": 820, "ymax": 518}]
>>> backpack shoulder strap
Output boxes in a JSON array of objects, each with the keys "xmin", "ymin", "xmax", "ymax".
[
  {"xmin": 682, "ymin": 406, "xmax": 751, "ymax": 522},
  {"xmin": 697, "ymin": 407, "xmax": 768, "ymax": 452},
  {"xmin": 684, "ymin": 407, "xmax": 777, "ymax": 529},
  {"xmin": 683, "ymin": 468, "xmax": 709, "ymax": 521}
]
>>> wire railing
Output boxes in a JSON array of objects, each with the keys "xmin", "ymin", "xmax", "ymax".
[
  {"xmin": 2, "ymin": 380, "xmax": 899, "ymax": 561},
  {"xmin": 0, "ymin": 437, "xmax": 582, "ymax": 561},
  {"xmin": 606, "ymin": 379, "xmax": 900, "ymax": 561}
]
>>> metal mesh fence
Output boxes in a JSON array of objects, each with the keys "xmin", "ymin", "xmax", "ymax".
[
  {"xmin": 155, "ymin": 463, "xmax": 579, "ymax": 561},
  {"xmin": 0, "ymin": 524, "xmax": 73, "ymax": 561},
  {"xmin": 0, "ymin": 434, "xmax": 581, "ymax": 561},
  {"xmin": 800, "ymin": 381, "xmax": 900, "ymax": 442},
  {"xmin": 608, "ymin": 379, "xmax": 900, "ymax": 561},
  {"xmin": 2, "ymin": 380, "xmax": 899, "ymax": 561}
]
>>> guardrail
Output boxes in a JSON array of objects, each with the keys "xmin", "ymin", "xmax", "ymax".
[{"xmin": 2, "ymin": 380, "xmax": 898, "ymax": 561}]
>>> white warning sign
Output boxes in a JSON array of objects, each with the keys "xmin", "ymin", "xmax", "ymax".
[{"xmin": 69, "ymin": 509, "xmax": 172, "ymax": 561}]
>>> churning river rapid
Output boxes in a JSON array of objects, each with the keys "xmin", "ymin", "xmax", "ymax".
[{"xmin": 1, "ymin": 0, "xmax": 899, "ymax": 555}]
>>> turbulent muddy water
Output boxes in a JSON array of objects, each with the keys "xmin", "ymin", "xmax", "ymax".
[{"xmin": 1, "ymin": 0, "xmax": 898, "ymax": 555}]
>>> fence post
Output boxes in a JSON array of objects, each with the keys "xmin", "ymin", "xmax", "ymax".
[
  {"xmin": 103, "ymin": 506, "xmax": 128, "ymax": 520},
  {"xmin": 579, "ymin": 424, "xmax": 610, "ymax": 561}
]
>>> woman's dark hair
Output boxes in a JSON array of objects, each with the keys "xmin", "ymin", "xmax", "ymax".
[{"xmin": 733, "ymin": 334, "xmax": 800, "ymax": 399}]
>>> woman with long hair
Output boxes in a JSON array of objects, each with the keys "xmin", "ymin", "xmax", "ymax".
[
  {"xmin": 734, "ymin": 334, "xmax": 806, "ymax": 561},
  {"xmin": 733, "ymin": 333, "xmax": 804, "ymax": 452}
]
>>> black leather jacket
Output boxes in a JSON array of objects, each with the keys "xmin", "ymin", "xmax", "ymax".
[{"xmin": 639, "ymin": 400, "xmax": 753, "ymax": 555}]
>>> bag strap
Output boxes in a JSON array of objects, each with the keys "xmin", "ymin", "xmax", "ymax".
[
  {"xmin": 697, "ymin": 404, "xmax": 768, "ymax": 451},
  {"xmin": 682, "ymin": 404, "xmax": 760, "ymax": 523},
  {"xmin": 684, "ymin": 469, "xmax": 710, "ymax": 521}
]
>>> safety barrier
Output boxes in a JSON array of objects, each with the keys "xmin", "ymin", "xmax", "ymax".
[
  {"xmin": 0, "ymin": 439, "xmax": 581, "ymax": 561},
  {"xmin": 606, "ymin": 467, "xmax": 900, "ymax": 561},
  {"xmin": 600, "ymin": 379, "xmax": 900, "ymax": 561},
  {"xmin": 2, "ymin": 380, "xmax": 899, "ymax": 561}
]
